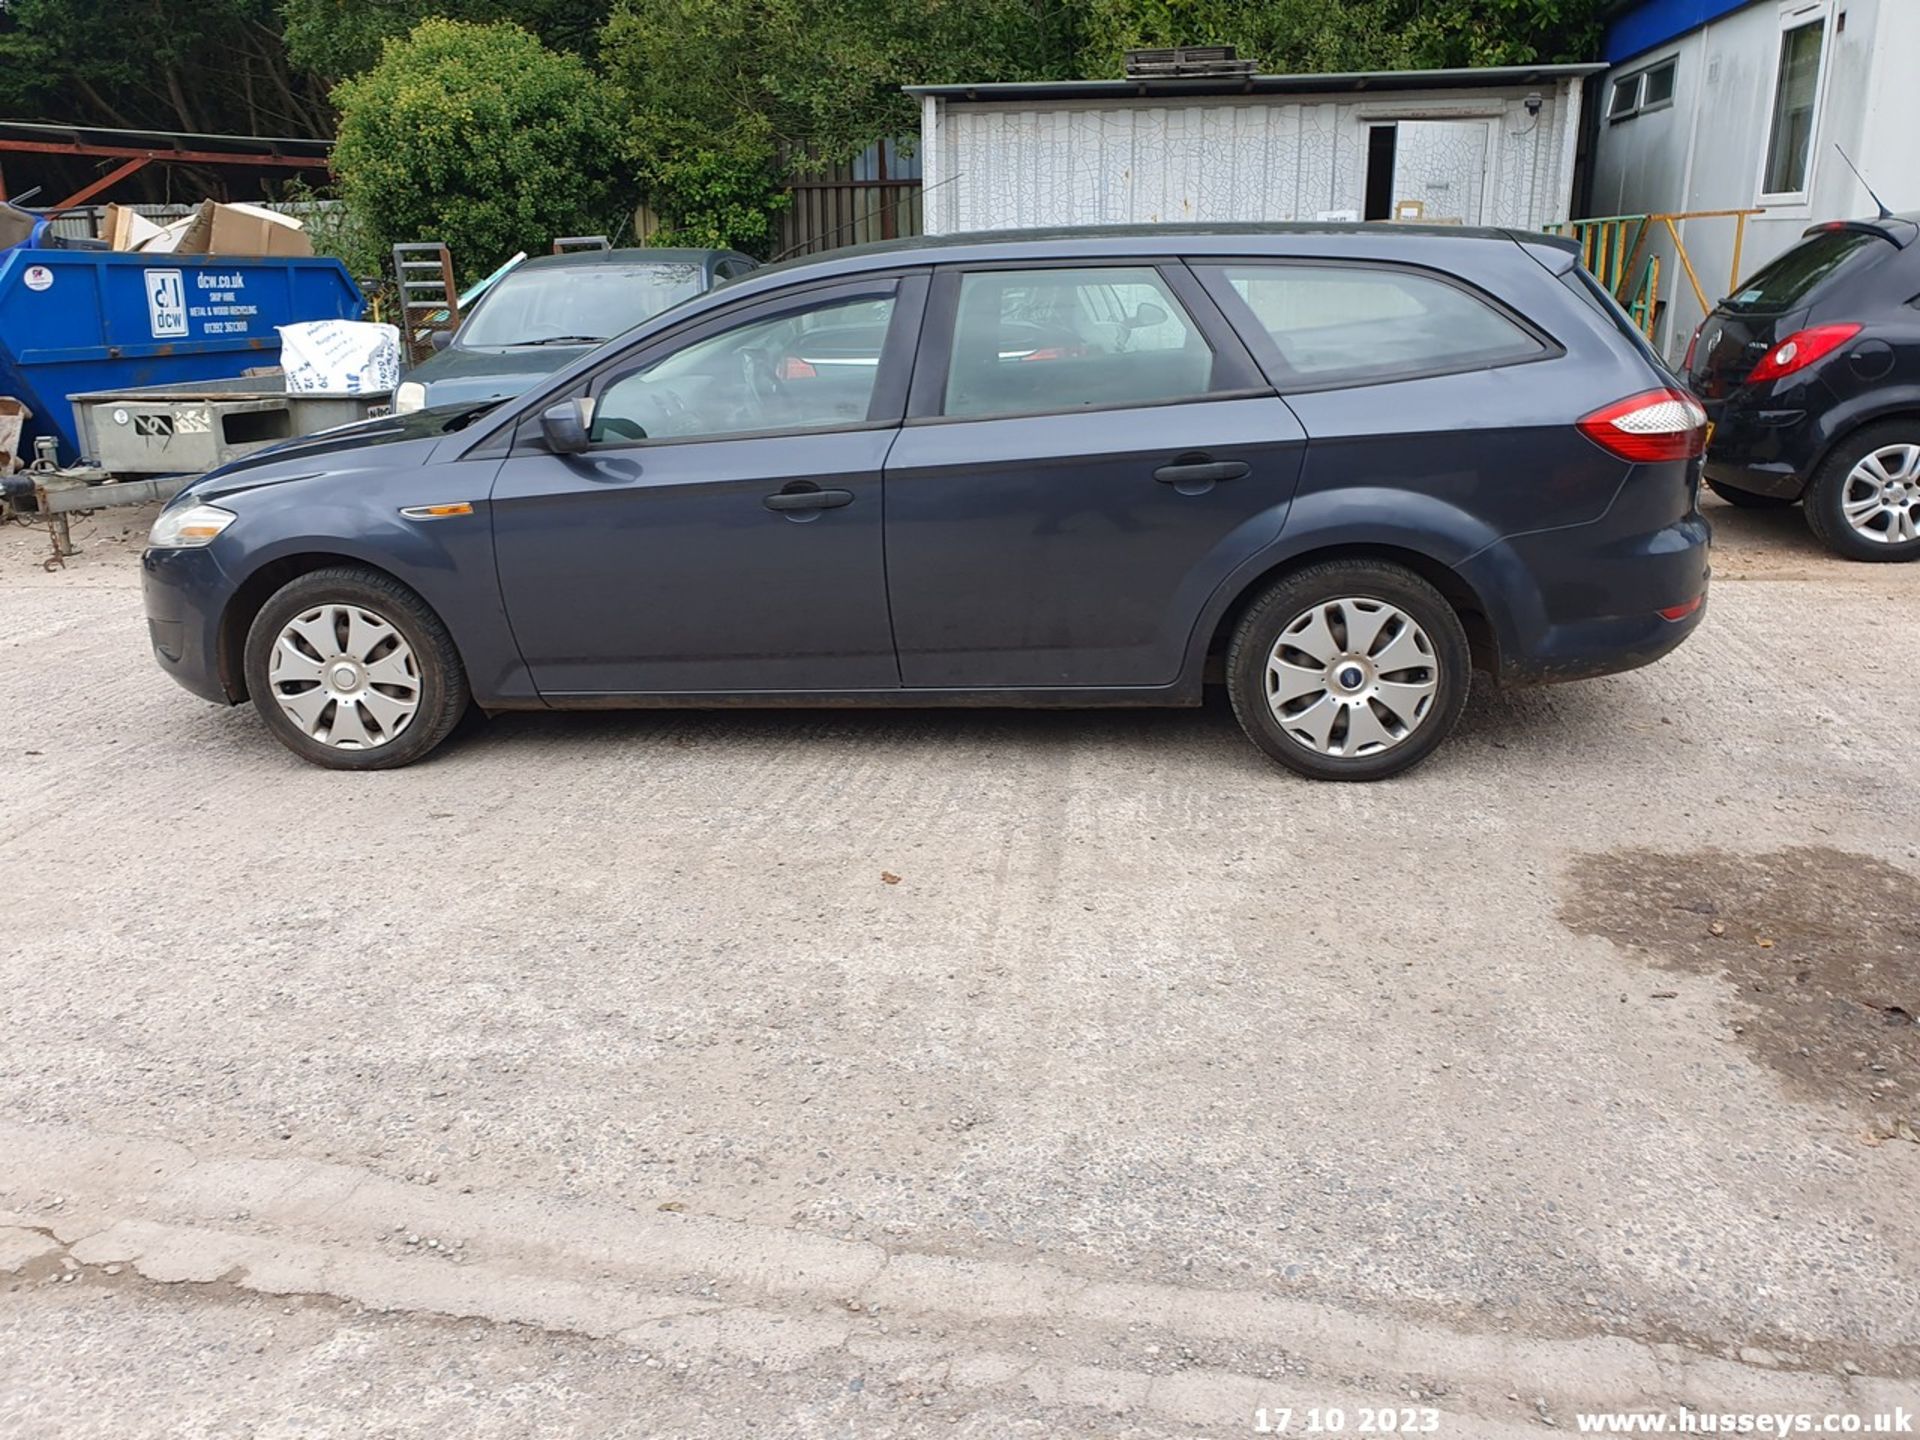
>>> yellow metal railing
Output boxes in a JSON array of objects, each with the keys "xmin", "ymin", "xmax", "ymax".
[{"xmin": 1545, "ymin": 209, "xmax": 1763, "ymax": 337}]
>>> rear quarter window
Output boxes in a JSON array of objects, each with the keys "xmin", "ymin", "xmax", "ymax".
[
  {"xmin": 1199, "ymin": 262, "xmax": 1545, "ymax": 389},
  {"xmin": 1559, "ymin": 266, "xmax": 1668, "ymax": 371}
]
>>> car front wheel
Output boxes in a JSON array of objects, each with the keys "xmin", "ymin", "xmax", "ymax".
[
  {"xmin": 1804, "ymin": 424, "xmax": 1920, "ymax": 561},
  {"xmin": 1226, "ymin": 559, "xmax": 1471, "ymax": 781},
  {"xmin": 242, "ymin": 565, "xmax": 470, "ymax": 770}
]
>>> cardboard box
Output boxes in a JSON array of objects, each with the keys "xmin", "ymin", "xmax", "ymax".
[
  {"xmin": 102, "ymin": 204, "xmax": 166, "ymax": 252},
  {"xmin": 172, "ymin": 200, "xmax": 311, "ymax": 258}
]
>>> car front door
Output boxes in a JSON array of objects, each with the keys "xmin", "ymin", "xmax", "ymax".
[
  {"xmin": 489, "ymin": 273, "xmax": 924, "ymax": 696},
  {"xmin": 881, "ymin": 261, "xmax": 1306, "ymax": 689}
]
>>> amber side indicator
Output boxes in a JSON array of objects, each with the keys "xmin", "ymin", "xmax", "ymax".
[{"xmin": 399, "ymin": 502, "xmax": 475, "ymax": 520}]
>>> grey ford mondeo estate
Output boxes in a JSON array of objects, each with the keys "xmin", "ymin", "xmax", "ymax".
[{"xmin": 143, "ymin": 225, "xmax": 1710, "ymax": 780}]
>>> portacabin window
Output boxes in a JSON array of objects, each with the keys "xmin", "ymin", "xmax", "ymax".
[
  {"xmin": 1608, "ymin": 73, "xmax": 1643, "ymax": 121},
  {"xmin": 1640, "ymin": 58, "xmax": 1676, "ymax": 110},
  {"xmin": 1607, "ymin": 56, "xmax": 1675, "ymax": 122},
  {"xmin": 1762, "ymin": 9, "xmax": 1827, "ymax": 199}
]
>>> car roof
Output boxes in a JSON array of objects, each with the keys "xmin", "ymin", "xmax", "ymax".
[
  {"xmin": 513, "ymin": 247, "xmax": 746, "ymax": 271},
  {"xmin": 738, "ymin": 222, "xmax": 1571, "ymax": 288}
]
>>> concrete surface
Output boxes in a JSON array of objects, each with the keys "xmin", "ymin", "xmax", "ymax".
[{"xmin": 1, "ymin": 495, "xmax": 1917, "ymax": 1436}]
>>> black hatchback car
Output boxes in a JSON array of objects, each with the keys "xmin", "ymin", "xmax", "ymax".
[
  {"xmin": 142, "ymin": 225, "xmax": 1709, "ymax": 780},
  {"xmin": 1687, "ymin": 214, "xmax": 1920, "ymax": 560}
]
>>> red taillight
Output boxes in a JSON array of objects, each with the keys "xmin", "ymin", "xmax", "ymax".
[
  {"xmin": 1682, "ymin": 321, "xmax": 1704, "ymax": 373},
  {"xmin": 776, "ymin": 356, "xmax": 817, "ymax": 380},
  {"xmin": 1577, "ymin": 387, "xmax": 1708, "ymax": 463},
  {"xmin": 1746, "ymin": 323, "xmax": 1861, "ymax": 385},
  {"xmin": 1658, "ymin": 595, "xmax": 1703, "ymax": 622}
]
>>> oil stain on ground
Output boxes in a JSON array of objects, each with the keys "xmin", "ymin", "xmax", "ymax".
[{"xmin": 1562, "ymin": 847, "xmax": 1919, "ymax": 1138}]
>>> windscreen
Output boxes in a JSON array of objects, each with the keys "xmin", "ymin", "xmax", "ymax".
[
  {"xmin": 1723, "ymin": 230, "xmax": 1885, "ymax": 313},
  {"xmin": 458, "ymin": 262, "xmax": 705, "ymax": 348}
]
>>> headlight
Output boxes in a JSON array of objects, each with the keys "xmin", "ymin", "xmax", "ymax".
[
  {"xmin": 394, "ymin": 381, "xmax": 426, "ymax": 415},
  {"xmin": 148, "ymin": 503, "xmax": 236, "ymax": 549}
]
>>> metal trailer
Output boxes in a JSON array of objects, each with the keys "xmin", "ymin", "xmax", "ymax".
[{"xmin": 6, "ymin": 371, "xmax": 390, "ymax": 559}]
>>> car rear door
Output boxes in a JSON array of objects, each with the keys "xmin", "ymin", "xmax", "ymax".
[
  {"xmin": 880, "ymin": 260, "xmax": 1306, "ymax": 690},
  {"xmin": 488, "ymin": 272, "xmax": 924, "ymax": 696}
]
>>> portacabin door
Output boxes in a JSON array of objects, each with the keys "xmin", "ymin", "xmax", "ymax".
[{"xmin": 489, "ymin": 272, "xmax": 926, "ymax": 696}]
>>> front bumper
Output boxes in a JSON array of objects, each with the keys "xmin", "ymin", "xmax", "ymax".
[{"xmin": 141, "ymin": 544, "xmax": 239, "ymax": 704}]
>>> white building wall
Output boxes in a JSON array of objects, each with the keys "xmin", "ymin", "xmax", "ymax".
[
  {"xmin": 1589, "ymin": 0, "xmax": 1919, "ymax": 360},
  {"xmin": 919, "ymin": 79, "xmax": 1584, "ymax": 237}
]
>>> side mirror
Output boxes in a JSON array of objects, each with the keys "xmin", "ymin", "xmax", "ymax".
[
  {"xmin": 540, "ymin": 398, "xmax": 591, "ymax": 454},
  {"xmin": 430, "ymin": 328, "xmax": 454, "ymax": 352},
  {"xmin": 1124, "ymin": 302, "xmax": 1169, "ymax": 330}
]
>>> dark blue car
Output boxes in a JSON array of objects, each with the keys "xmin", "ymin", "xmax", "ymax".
[
  {"xmin": 142, "ymin": 225, "xmax": 1710, "ymax": 780},
  {"xmin": 1687, "ymin": 214, "xmax": 1920, "ymax": 561}
]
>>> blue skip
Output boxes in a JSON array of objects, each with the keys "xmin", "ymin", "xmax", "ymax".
[{"xmin": 0, "ymin": 239, "xmax": 364, "ymax": 465}]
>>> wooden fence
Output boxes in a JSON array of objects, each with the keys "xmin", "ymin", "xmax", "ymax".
[{"xmin": 774, "ymin": 138, "xmax": 922, "ymax": 261}]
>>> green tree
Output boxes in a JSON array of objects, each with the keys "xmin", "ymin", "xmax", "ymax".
[
  {"xmin": 0, "ymin": 0, "xmax": 329, "ymax": 135},
  {"xmin": 600, "ymin": 0, "xmax": 1079, "ymax": 251},
  {"xmin": 280, "ymin": 0, "xmax": 617, "ymax": 82},
  {"xmin": 330, "ymin": 18, "xmax": 631, "ymax": 282},
  {"xmin": 1071, "ymin": 0, "xmax": 1608, "ymax": 74}
]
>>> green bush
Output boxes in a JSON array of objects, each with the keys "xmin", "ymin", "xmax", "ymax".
[{"xmin": 331, "ymin": 19, "xmax": 632, "ymax": 284}]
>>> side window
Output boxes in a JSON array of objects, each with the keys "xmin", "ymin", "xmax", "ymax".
[
  {"xmin": 1608, "ymin": 73, "xmax": 1642, "ymax": 121},
  {"xmin": 1762, "ymin": 15, "xmax": 1825, "ymax": 198},
  {"xmin": 941, "ymin": 266, "xmax": 1220, "ymax": 419},
  {"xmin": 1205, "ymin": 263, "xmax": 1543, "ymax": 388},
  {"xmin": 590, "ymin": 292, "xmax": 893, "ymax": 444}
]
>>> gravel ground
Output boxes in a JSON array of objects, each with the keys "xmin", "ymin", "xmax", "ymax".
[{"xmin": 1, "ymin": 495, "xmax": 1917, "ymax": 1435}]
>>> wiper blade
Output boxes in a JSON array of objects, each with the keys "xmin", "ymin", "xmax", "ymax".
[{"xmin": 518, "ymin": 334, "xmax": 606, "ymax": 346}]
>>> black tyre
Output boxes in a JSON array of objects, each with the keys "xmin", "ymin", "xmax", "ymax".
[
  {"xmin": 1704, "ymin": 476, "xmax": 1795, "ymax": 510},
  {"xmin": 242, "ymin": 565, "xmax": 470, "ymax": 770},
  {"xmin": 1226, "ymin": 559, "xmax": 1471, "ymax": 782},
  {"xmin": 1803, "ymin": 422, "xmax": 1920, "ymax": 562}
]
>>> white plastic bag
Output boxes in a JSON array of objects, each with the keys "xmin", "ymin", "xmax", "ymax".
[{"xmin": 277, "ymin": 320, "xmax": 402, "ymax": 395}]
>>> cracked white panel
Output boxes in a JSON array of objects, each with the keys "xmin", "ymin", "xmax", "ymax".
[{"xmin": 923, "ymin": 87, "xmax": 1576, "ymax": 234}]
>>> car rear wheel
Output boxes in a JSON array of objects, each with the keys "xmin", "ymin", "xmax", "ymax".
[
  {"xmin": 1804, "ymin": 424, "xmax": 1920, "ymax": 562},
  {"xmin": 1704, "ymin": 477, "xmax": 1795, "ymax": 510},
  {"xmin": 1226, "ymin": 559, "xmax": 1470, "ymax": 781},
  {"xmin": 243, "ymin": 566, "xmax": 470, "ymax": 770}
]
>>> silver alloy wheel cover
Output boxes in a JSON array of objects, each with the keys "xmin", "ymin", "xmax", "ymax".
[
  {"xmin": 268, "ymin": 603, "xmax": 421, "ymax": 750},
  {"xmin": 1841, "ymin": 443, "xmax": 1920, "ymax": 545},
  {"xmin": 1265, "ymin": 597, "xmax": 1440, "ymax": 758}
]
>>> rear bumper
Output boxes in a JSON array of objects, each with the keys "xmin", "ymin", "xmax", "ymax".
[
  {"xmin": 1699, "ymin": 384, "xmax": 1827, "ymax": 499},
  {"xmin": 141, "ymin": 545, "xmax": 239, "ymax": 704},
  {"xmin": 1458, "ymin": 474, "xmax": 1712, "ymax": 687},
  {"xmin": 1702, "ymin": 456, "xmax": 1804, "ymax": 500},
  {"xmin": 1486, "ymin": 585, "xmax": 1707, "ymax": 685}
]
